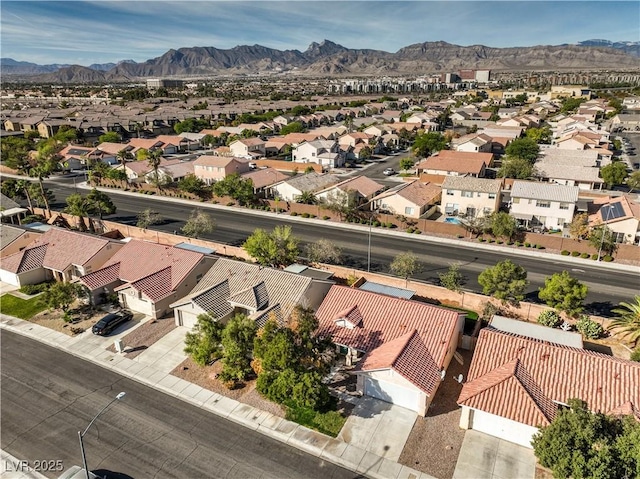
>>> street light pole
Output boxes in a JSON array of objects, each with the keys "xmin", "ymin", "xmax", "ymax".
[
  {"xmin": 367, "ymin": 207, "xmax": 377, "ymax": 273},
  {"xmin": 78, "ymin": 391, "xmax": 126, "ymax": 479}
]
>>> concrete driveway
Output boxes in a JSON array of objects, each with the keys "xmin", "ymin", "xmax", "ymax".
[{"xmin": 453, "ymin": 430, "xmax": 535, "ymax": 479}]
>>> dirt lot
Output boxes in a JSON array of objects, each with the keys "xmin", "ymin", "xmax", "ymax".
[
  {"xmin": 398, "ymin": 349, "xmax": 472, "ymax": 479},
  {"xmin": 29, "ymin": 303, "xmax": 106, "ymax": 336},
  {"xmin": 171, "ymin": 358, "xmax": 287, "ymax": 417},
  {"xmin": 107, "ymin": 316, "xmax": 176, "ymax": 359}
]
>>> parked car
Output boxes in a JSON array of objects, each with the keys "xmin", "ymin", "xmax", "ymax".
[
  {"xmin": 92, "ymin": 310, "xmax": 133, "ymax": 336},
  {"xmin": 383, "ymin": 167, "xmax": 396, "ymax": 176}
]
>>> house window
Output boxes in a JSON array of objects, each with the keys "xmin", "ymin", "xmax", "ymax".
[
  {"xmin": 405, "ymin": 207, "xmax": 414, "ymax": 215},
  {"xmin": 536, "ymin": 201, "xmax": 551, "ymax": 208},
  {"xmin": 559, "ymin": 203, "xmax": 570, "ymax": 210},
  {"xmin": 488, "ymin": 193, "xmax": 496, "ymax": 199},
  {"xmin": 512, "ymin": 198, "xmax": 520, "ymax": 204},
  {"xmin": 462, "ymin": 191, "xmax": 473, "ymax": 198},
  {"xmin": 446, "ymin": 190, "xmax": 454, "ymax": 196}
]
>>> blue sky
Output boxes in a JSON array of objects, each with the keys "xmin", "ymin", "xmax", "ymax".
[{"xmin": 1, "ymin": 1, "xmax": 638, "ymax": 65}]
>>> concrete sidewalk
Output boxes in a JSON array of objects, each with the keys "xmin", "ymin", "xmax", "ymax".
[{"xmin": 0, "ymin": 313, "xmax": 433, "ymax": 479}]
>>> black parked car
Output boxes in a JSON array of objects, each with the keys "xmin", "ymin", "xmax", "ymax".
[{"xmin": 92, "ymin": 310, "xmax": 133, "ymax": 336}]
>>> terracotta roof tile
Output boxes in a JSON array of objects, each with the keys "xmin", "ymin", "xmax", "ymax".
[
  {"xmin": 316, "ymin": 285, "xmax": 462, "ymax": 369},
  {"xmin": 458, "ymin": 329, "xmax": 640, "ymax": 426}
]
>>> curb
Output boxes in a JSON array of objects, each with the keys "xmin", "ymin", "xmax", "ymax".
[{"xmin": 0, "ymin": 315, "xmax": 433, "ymax": 479}]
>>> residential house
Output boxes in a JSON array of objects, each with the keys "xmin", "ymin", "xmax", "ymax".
[
  {"xmin": 316, "ymin": 286, "xmax": 465, "ymax": 415},
  {"xmin": 193, "ymin": 156, "xmax": 252, "ymax": 185},
  {"xmin": 0, "ymin": 227, "xmax": 122, "ymax": 287},
  {"xmin": 94, "ymin": 142, "xmax": 133, "ymax": 165},
  {"xmin": 417, "ymin": 151, "xmax": 493, "ymax": 178},
  {"xmin": 0, "ymin": 193, "xmax": 29, "ymax": 225},
  {"xmin": 143, "ymin": 159, "xmax": 195, "ymax": 184},
  {"xmin": 37, "ymin": 119, "xmax": 70, "ymax": 139},
  {"xmin": 79, "ymin": 240, "xmax": 215, "ymax": 319},
  {"xmin": 458, "ymin": 327, "xmax": 640, "ymax": 448},
  {"xmin": 292, "ymin": 139, "xmax": 345, "ymax": 169},
  {"xmin": 170, "ymin": 258, "xmax": 334, "ymax": 328},
  {"xmin": 241, "ymin": 167, "xmax": 289, "ymax": 196},
  {"xmin": 589, "ymin": 196, "xmax": 640, "ymax": 245},
  {"xmin": 452, "ymin": 133, "xmax": 493, "ymax": 153},
  {"xmin": 370, "ymin": 180, "xmax": 441, "ymax": 219},
  {"xmin": 509, "ymin": 180, "xmax": 579, "ymax": 230},
  {"xmin": 229, "ymin": 138, "xmax": 266, "ymax": 159},
  {"xmin": 0, "ymin": 224, "xmax": 42, "ymax": 258},
  {"xmin": 127, "ymin": 138, "xmax": 177, "ymax": 156},
  {"xmin": 315, "ymin": 176, "xmax": 384, "ymax": 206},
  {"xmin": 441, "ymin": 177, "xmax": 503, "ymax": 217},
  {"xmin": 58, "ymin": 145, "xmax": 97, "ymax": 171},
  {"xmin": 272, "ymin": 172, "xmax": 342, "ymax": 202}
]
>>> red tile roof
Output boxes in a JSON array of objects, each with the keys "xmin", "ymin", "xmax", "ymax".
[
  {"xmin": 356, "ymin": 330, "xmax": 442, "ymax": 395},
  {"xmin": 80, "ymin": 240, "xmax": 204, "ymax": 301},
  {"xmin": 458, "ymin": 329, "xmax": 640, "ymax": 426},
  {"xmin": 316, "ymin": 285, "xmax": 462, "ymax": 368},
  {"xmin": 1, "ymin": 228, "xmax": 114, "ymax": 274}
]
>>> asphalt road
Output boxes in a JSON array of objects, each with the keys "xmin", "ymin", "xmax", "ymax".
[
  {"xmin": 39, "ymin": 179, "xmax": 640, "ymax": 316},
  {"xmin": 0, "ymin": 331, "xmax": 361, "ymax": 479}
]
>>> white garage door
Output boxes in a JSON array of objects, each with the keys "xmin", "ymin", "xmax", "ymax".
[
  {"xmin": 471, "ymin": 409, "xmax": 537, "ymax": 448},
  {"xmin": 363, "ymin": 376, "xmax": 420, "ymax": 412},
  {"xmin": 177, "ymin": 309, "xmax": 199, "ymax": 329}
]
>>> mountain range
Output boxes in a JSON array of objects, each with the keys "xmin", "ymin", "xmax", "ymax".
[{"xmin": 2, "ymin": 39, "xmax": 639, "ymax": 83}]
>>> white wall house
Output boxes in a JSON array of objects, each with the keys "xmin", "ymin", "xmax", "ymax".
[
  {"xmin": 509, "ymin": 180, "xmax": 579, "ymax": 230},
  {"xmin": 441, "ymin": 177, "xmax": 503, "ymax": 217},
  {"xmin": 292, "ymin": 140, "xmax": 344, "ymax": 169}
]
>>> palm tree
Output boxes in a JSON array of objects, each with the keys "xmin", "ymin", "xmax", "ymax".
[
  {"xmin": 610, "ymin": 296, "xmax": 640, "ymax": 347},
  {"xmin": 296, "ymin": 191, "xmax": 317, "ymax": 205},
  {"xmin": 147, "ymin": 148, "xmax": 163, "ymax": 191},
  {"xmin": 64, "ymin": 193, "xmax": 91, "ymax": 231},
  {"xmin": 115, "ymin": 149, "xmax": 132, "ymax": 185},
  {"xmin": 29, "ymin": 161, "xmax": 54, "ymax": 218},
  {"xmin": 87, "ymin": 188, "xmax": 116, "ymax": 220}
]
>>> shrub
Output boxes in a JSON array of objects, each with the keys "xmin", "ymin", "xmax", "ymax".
[
  {"xmin": 580, "ymin": 252, "xmax": 590, "ymax": 259},
  {"xmin": 575, "ymin": 316, "xmax": 604, "ymax": 339},
  {"xmin": 591, "ymin": 254, "xmax": 599, "ymax": 260},
  {"xmin": 571, "ymin": 251, "xmax": 581, "ymax": 257},
  {"xmin": 226, "ymin": 201, "xmax": 235, "ymax": 206},
  {"xmin": 407, "ymin": 227, "xmax": 415, "ymax": 233},
  {"xmin": 478, "ymin": 237, "xmax": 486, "ymax": 242},
  {"xmin": 536, "ymin": 244, "xmax": 545, "ymax": 249},
  {"xmin": 413, "ymin": 229, "xmax": 421, "ymax": 234},
  {"xmin": 507, "ymin": 241, "xmax": 514, "ymax": 245},
  {"xmin": 290, "ymin": 211, "xmax": 298, "ymax": 216},
  {"xmin": 537, "ymin": 310, "xmax": 563, "ymax": 328},
  {"xmin": 488, "ymin": 239, "xmax": 495, "ymax": 243},
  {"xmin": 388, "ymin": 223, "xmax": 397, "ymax": 229},
  {"xmin": 19, "ymin": 282, "xmax": 51, "ymax": 295},
  {"xmin": 496, "ymin": 240, "xmax": 504, "ymax": 244},
  {"xmin": 301, "ymin": 212, "xmax": 310, "ymax": 218},
  {"xmin": 372, "ymin": 221, "xmax": 380, "ymax": 227},
  {"xmin": 309, "ymin": 214, "xmax": 316, "ymax": 218},
  {"xmin": 631, "ymin": 349, "xmax": 640, "ymax": 362},
  {"xmin": 515, "ymin": 241, "xmax": 522, "ymax": 247},
  {"xmin": 322, "ymin": 215, "xmax": 330, "ymax": 220},
  {"xmin": 561, "ymin": 250, "xmax": 570, "ymax": 256},
  {"xmin": 524, "ymin": 242, "xmax": 531, "ymax": 248},
  {"xmin": 603, "ymin": 255, "xmax": 613, "ymax": 262}
]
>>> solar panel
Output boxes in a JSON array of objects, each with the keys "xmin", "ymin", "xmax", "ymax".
[{"xmin": 602, "ymin": 202, "xmax": 625, "ymax": 221}]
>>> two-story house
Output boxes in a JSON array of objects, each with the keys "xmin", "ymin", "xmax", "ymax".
[
  {"xmin": 229, "ymin": 138, "xmax": 266, "ymax": 159},
  {"xmin": 509, "ymin": 180, "xmax": 579, "ymax": 230},
  {"xmin": 441, "ymin": 177, "xmax": 503, "ymax": 218},
  {"xmin": 292, "ymin": 140, "xmax": 344, "ymax": 169},
  {"xmin": 193, "ymin": 156, "xmax": 252, "ymax": 185}
]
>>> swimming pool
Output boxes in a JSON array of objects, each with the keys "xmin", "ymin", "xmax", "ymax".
[{"xmin": 444, "ymin": 217, "xmax": 461, "ymax": 224}]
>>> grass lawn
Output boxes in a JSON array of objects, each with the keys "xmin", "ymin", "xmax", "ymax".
[
  {"xmin": 284, "ymin": 400, "xmax": 347, "ymax": 437},
  {"xmin": 1, "ymin": 293, "xmax": 47, "ymax": 319}
]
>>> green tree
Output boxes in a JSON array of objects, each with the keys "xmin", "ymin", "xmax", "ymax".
[
  {"xmin": 525, "ymin": 126, "xmax": 552, "ymax": 144},
  {"xmin": 439, "ymin": 263, "xmax": 465, "ymax": 292},
  {"xmin": 147, "ymin": 149, "xmax": 164, "ymax": 190},
  {"xmin": 107, "ymin": 167, "xmax": 127, "ymax": 184},
  {"xmin": 478, "ymin": 260, "xmax": 528, "ymax": 305},
  {"xmin": 64, "ymin": 193, "xmax": 92, "ymax": 231},
  {"xmin": 219, "ymin": 314, "xmax": 257, "ymax": 384},
  {"xmin": 296, "ymin": 191, "xmax": 317, "ymax": 205},
  {"xmin": 532, "ymin": 398, "xmax": 639, "ymax": 479},
  {"xmin": 320, "ymin": 189, "xmax": 360, "ymax": 221},
  {"xmin": 98, "ymin": 131, "xmax": 120, "ymax": 143},
  {"xmin": 135, "ymin": 148, "xmax": 149, "ymax": 162},
  {"xmin": 626, "ymin": 170, "xmax": 640, "ymax": 193},
  {"xmin": 538, "ymin": 271, "xmax": 588, "ymax": 317},
  {"xmin": 87, "ymin": 188, "xmax": 116, "ymax": 219},
  {"xmin": 390, "ymin": 251, "xmax": 422, "ymax": 282},
  {"xmin": 181, "ymin": 209, "xmax": 215, "ymax": 238},
  {"xmin": 304, "ymin": 239, "xmax": 342, "ymax": 265},
  {"xmin": 15, "ymin": 179, "xmax": 34, "ymax": 212},
  {"xmin": 29, "ymin": 155, "xmax": 57, "ymax": 218},
  {"xmin": 505, "ymin": 137, "xmax": 540, "ymax": 164},
  {"xmin": 412, "ymin": 131, "xmax": 448, "ymax": 157},
  {"xmin": 42, "ymin": 282, "xmax": 85, "ymax": 312},
  {"xmin": 587, "ymin": 225, "xmax": 618, "ymax": 257},
  {"xmin": 498, "ymin": 157, "xmax": 534, "ymax": 179},
  {"xmin": 28, "ymin": 183, "xmax": 55, "ymax": 210},
  {"xmin": 115, "ymin": 149, "xmax": 132, "ymax": 185},
  {"xmin": 212, "ymin": 173, "xmax": 256, "ymax": 205},
  {"xmin": 559, "ymin": 97, "xmax": 585, "ymax": 113},
  {"xmin": 279, "ymin": 121, "xmax": 305, "ymax": 135},
  {"xmin": 243, "ymin": 225, "xmax": 299, "ymax": 268},
  {"xmin": 0, "ymin": 136, "xmax": 32, "ymax": 171},
  {"xmin": 178, "ymin": 174, "xmax": 208, "ymax": 197},
  {"xmin": 537, "ymin": 310, "xmax": 563, "ymax": 328},
  {"xmin": 610, "ymin": 296, "xmax": 640, "ymax": 347},
  {"xmin": 184, "ymin": 313, "xmax": 224, "ymax": 366},
  {"xmin": 136, "ymin": 208, "xmax": 163, "ymax": 229},
  {"xmin": 600, "ymin": 161, "xmax": 629, "ymax": 188},
  {"xmin": 488, "ymin": 211, "xmax": 519, "ymax": 240},
  {"xmin": 399, "ymin": 158, "xmax": 415, "ymax": 172}
]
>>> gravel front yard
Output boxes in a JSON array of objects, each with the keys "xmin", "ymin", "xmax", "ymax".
[
  {"xmin": 171, "ymin": 357, "xmax": 287, "ymax": 417},
  {"xmin": 106, "ymin": 316, "xmax": 176, "ymax": 359},
  {"xmin": 398, "ymin": 349, "xmax": 473, "ymax": 479},
  {"xmin": 28, "ymin": 303, "xmax": 106, "ymax": 336}
]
